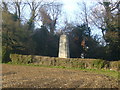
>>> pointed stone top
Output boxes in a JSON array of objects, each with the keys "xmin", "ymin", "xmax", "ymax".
[
  {"xmin": 60, "ymin": 29, "xmax": 66, "ymax": 35},
  {"xmin": 63, "ymin": 31, "xmax": 66, "ymax": 35}
]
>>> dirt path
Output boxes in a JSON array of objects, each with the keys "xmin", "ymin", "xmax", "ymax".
[{"xmin": 2, "ymin": 64, "xmax": 119, "ymax": 88}]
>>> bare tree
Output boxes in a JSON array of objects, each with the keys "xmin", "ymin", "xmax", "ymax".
[
  {"xmin": 9, "ymin": 0, "xmax": 26, "ymax": 25},
  {"xmin": 2, "ymin": 2, "xmax": 8, "ymax": 12},
  {"xmin": 39, "ymin": 7, "xmax": 51, "ymax": 26},
  {"xmin": 25, "ymin": 0, "xmax": 44, "ymax": 30},
  {"xmin": 89, "ymin": 0, "xmax": 119, "ymax": 41},
  {"xmin": 14, "ymin": 1, "xmax": 21, "ymax": 20},
  {"xmin": 77, "ymin": 1, "xmax": 91, "ymax": 36},
  {"xmin": 2, "ymin": 0, "xmax": 26, "ymax": 23},
  {"xmin": 39, "ymin": 2, "xmax": 62, "ymax": 34}
]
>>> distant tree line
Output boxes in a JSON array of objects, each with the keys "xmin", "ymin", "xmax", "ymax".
[{"xmin": 1, "ymin": 0, "xmax": 120, "ymax": 62}]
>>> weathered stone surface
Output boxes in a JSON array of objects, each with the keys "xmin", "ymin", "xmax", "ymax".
[{"xmin": 58, "ymin": 34, "xmax": 70, "ymax": 58}]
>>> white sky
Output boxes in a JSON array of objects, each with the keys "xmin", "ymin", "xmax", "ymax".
[
  {"xmin": 59, "ymin": 0, "xmax": 102, "ymax": 36},
  {"xmin": 61, "ymin": 0, "xmax": 96, "ymax": 21}
]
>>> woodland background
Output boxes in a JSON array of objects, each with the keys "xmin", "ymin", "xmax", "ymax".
[{"xmin": 1, "ymin": 0, "xmax": 120, "ymax": 62}]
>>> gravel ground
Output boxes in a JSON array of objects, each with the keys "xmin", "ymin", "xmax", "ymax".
[{"xmin": 2, "ymin": 64, "xmax": 119, "ymax": 88}]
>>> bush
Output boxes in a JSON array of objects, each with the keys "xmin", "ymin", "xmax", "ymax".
[
  {"xmin": 2, "ymin": 46, "xmax": 11, "ymax": 63},
  {"xmin": 78, "ymin": 62, "xmax": 86, "ymax": 69},
  {"xmin": 9, "ymin": 54, "xmax": 120, "ymax": 71},
  {"xmin": 92, "ymin": 59, "xmax": 106, "ymax": 69},
  {"xmin": 110, "ymin": 61, "xmax": 120, "ymax": 71},
  {"xmin": 10, "ymin": 54, "xmax": 33, "ymax": 64}
]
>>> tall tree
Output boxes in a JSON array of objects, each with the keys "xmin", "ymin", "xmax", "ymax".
[
  {"xmin": 2, "ymin": 2, "xmax": 8, "ymax": 12},
  {"xmin": 2, "ymin": 7, "xmax": 35, "ymax": 62},
  {"xmin": 39, "ymin": 2, "xmax": 62, "ymax": 34},
  {"xmin": 9, "ymin": 0, "xmax": 26, "ymax": 26},
  {"xmin": 26, "ymin": 0, "xmax": 44, "ymax": 30},
  {"xmin": 90, "ymin": 1, "xmax": 120, "ymax": 60},
  {"xmin": 68, "ymin": 24, "xmax": 92, "ymax": 58},
  {"xmin": 77, "ymin": 1, "xmax": 91, "ymax": 36},
  {"xmin": 32, "ymin": 26, "xmax": 59, "ymax": 56}
]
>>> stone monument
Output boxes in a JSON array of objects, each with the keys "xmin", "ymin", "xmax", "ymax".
[{"xmin": 58, "ymin": 34, "xmax": 70, "ymax": 58}]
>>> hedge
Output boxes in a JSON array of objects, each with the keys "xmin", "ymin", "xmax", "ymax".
[{"xmin": 10, "ymin": 54, "xmax": 120, "ymax": 71}]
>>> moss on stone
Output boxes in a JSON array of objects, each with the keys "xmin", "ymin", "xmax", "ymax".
[{"xmin": 10, "ymin": 54, "xmax": 120, "ymax": 71}]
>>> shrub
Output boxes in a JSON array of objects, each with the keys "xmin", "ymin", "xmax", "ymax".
[
  {"xmin": 9, "ymin": 54, "xmax": 120, "ymax": 71},
  {"xmin": 2, "ymin": 46, "xmax": 11, "ymax": 63},
  {"xmin": 78, "ymin": 62, "xmax": 85, "ymax": 69},
  {"xmin": 92, "ymin": 59, "xmax": 106, "ymax": 69},
  {"xmin": 110, "ymin": 61, "xmax": 120, "ymax": 71},
  {"xmin": 10, "ymin": 54, "xmax": 33, "ymax": 64}
]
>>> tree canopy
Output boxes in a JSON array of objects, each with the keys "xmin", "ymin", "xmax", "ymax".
[{"xmin": 1, "ymin": 0, "xmax": 120, "ymax": 62}]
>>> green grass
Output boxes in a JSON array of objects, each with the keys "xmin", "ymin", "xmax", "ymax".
[{"xmin": 3, "ymin": 62, "xmax": 119, "ymax": 80}]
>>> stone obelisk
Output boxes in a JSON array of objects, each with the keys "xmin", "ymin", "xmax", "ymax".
[{"xmin": 58, "ymin": 34, "xmax": 70, "ymax": 58}]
